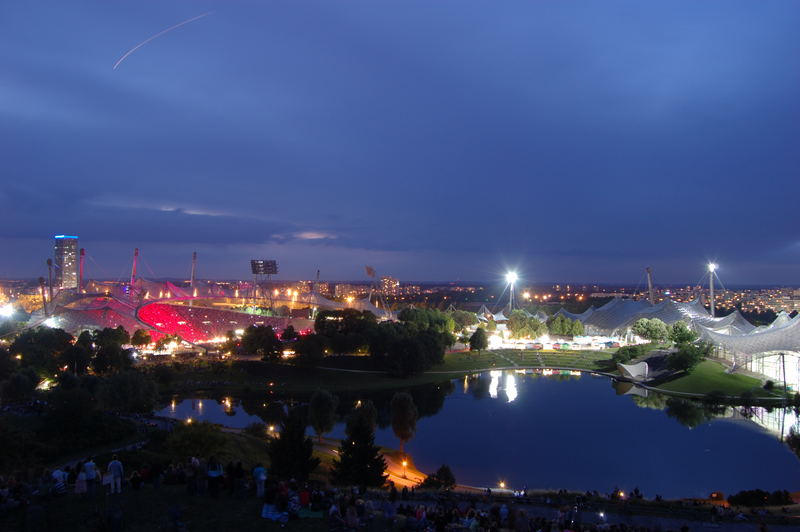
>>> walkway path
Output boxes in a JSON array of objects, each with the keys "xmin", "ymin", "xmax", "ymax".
[{"xmin": 492, "ymin": 351, "xmax": 519, "ymax": 368}]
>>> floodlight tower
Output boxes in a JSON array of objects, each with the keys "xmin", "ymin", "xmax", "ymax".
[
  {"xmin": 707, "ymin": 262, "xmax": 718, "ymax": 317},
  {"xmin": 505, "ymin": 271, "xmax": 518, "ymax": 312}
]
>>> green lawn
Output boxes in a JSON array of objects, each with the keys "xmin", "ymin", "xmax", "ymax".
[{"xmin": 654, "ymin": 360, "xmax": 763, "ymax": 395}]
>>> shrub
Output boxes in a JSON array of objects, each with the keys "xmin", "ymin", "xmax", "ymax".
[{"xmin": 612, "ymin": 345, "xmax": 645, "ymax": 364}]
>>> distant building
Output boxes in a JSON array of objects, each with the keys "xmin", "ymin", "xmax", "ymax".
[
  {"xmin": 335, "ymin": 284, "xmax": 368, "ymax": 298},
  {"xmin": 380, "ymin": 276, "xmax": 400, "ymax": 296},
  {"xmin": 54, "ymin": 235, "xmax": 78, "ymax": 290}
]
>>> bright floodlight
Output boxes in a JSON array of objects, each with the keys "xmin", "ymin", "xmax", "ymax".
[
  {"xmin": 0, "ymin": 304, "xmax": 13, "ymax": 318},
  {"xmin": 708, "ymin": 262, "xmax": 718, "ymax": 273},
  {"xmin": 505, "ymin": 271, "xmax": 518, "ymax": 284},
  {"xmin": 43, "ymin": 317, "xmax": 57, "ymax": 328}
]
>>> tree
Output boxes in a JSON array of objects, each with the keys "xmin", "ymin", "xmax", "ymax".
[
  {"xmin": 241, "ymin": 325, "xmax": 282, "ymax": 360},
  {"xmin": 369, "ymin": 322, "xmax": 451, "ymax": 377},
  {"xmin": 308, "ymin": 389, "xmax": 338, "ymax": 442},
  {"xmin": 612, "ymin": 345, "xmax": 646, "ymax": 364},
  {"xmin": 507, "ymin": 310, "xmax": 531, "ymax": 339},
  {"xmin": 390, "ymin": 392, "xmax": 418, "ymax": 454},
  {"xmin": 60, "ymin": 345, "xmax": 91, "ymax": 375},
  {"xmin": 294, "ymin": 334, "xmax": 328, "ymax": 365},
  {"xmin": 94, "ymin": 326, "xmax": 130, "ymax": 349},
  {"xmin": 631, "ymin": 318, "xmax": 669, "ymax": 343},
  {"xmin": 10, "ymin": 327, "xmax": 73, "ymax": 374},
  {"xmin": 92, "ymin": 344, "xmax": 132, "ymax": 374},
  {"xmin": 267, "ymin": 407, "xmax": 319, "ymax": 481},
  {"xmin": 280, "ymin": 325, "xmax": 299, "ymax": 342},
  {"xmin": 131, "ymin": 329, "xmax": 152, "ymax": 348},
  {"xmin": 450, "ymin": 310, "xmax": 478, "ymax": 332},
  {"xmin": 331, "ymin": 402, "xmax": 386, "ymax": 488},
  {"xmin": 0, "ymin": 347, "xmax": 19, "ymax": 382},
  {"xmin": 315, "ymin": 310, "xmax": 378, "ymax": 354},
  {"xmin": 421, "ymin": 464, "xmax": 456, "ymax": 490},
  {"xmin": 469, "ymin": 328, "xmax": 489, "ymax": 353},
  {"xmin": 669, "ymin": 321, "xmax": 697, "ymax": 345},
  {"xmin": 666, "ymin": 342, "xmax": 710, "ymax": 373},
  {"xmin": 1, "ymin": 369, "xmax": 39, "ymax": 404},
  {"xmin": 98, "ymin": 371, "xmax": 158, "ymax": 413}
]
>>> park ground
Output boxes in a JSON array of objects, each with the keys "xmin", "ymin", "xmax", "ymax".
[{"xmin": 159, "ymin": 348, "xmax": 779, "ymax": 403}]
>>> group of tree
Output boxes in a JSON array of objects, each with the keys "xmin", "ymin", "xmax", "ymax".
[
  {"xmin": 6, "ymin": 325, "xmax": 136, "ymax": 382},
  {"xmin": 314, "ymin": 309, "xmax": 377, "ymax": 354},
  {"xmin": 420, "ymin": 464, "xmax": 456, "ymax": 490},
  {"xmin": 546, "ymin": 314, "xmax": 585, "ymax": 337},
  {"xmin": 241, "ymin": 325, "xmax": 283, "ymax": 360},
  {"xmin": 507, "ymin": 310, "xmax": 549, "ymax": 339},
  {"xmin": 612, "ymin": 344, "xmax": 647, "ymax": 364},
  {"xmin": 369, "ymin": 320, "xmax": 453, "ymax": 377},
  {"xmin": 727, "ymin": 489, "xmax": 793, "ymax": 507},
  {"xmin": 666, "ymin": 341, "xmax": 710, "ymax": 373},
  {"xmin": 631, "ymin": 318, "xmax": 670, "ymax": 343},
  {"xmin": 448, "ymin": 310, "xmax": 478, "ymax": 333}
]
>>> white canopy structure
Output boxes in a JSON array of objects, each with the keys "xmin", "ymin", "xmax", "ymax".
[{"xmin": 617, "ymin": 361, "xmax": 649, "ymax": 381}]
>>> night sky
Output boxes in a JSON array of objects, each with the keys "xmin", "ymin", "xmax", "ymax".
[{"xmin": 2, "ymin": 1, "xmax": 799, "ymax": 284}]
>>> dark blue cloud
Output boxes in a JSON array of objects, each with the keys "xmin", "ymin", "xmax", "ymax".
[{"xmin": 1, "ymin": 1, "xmax": 799, "ymax": 283}]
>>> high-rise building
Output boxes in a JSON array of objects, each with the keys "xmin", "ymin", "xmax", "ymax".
[
  {"xmin": 380, "ymin": 276, "xmax": 400, "ymax": 296},
  {"xmin": 54, "ymin": 235, "xmax": 78, "ymax": 290}
]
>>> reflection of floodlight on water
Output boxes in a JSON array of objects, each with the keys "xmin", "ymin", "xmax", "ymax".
[
  {"xmin": 505, "ymin": 271, "xmax": 518, "ymax": 284},
  {"xmin": 489, "ymin": 370, "xmax": 501, "ymax": 399},
  {"xmin": 708, "ymin": 262, "xmax": 718, "ymax": 273},
  {"xmin": 0, "ymin": 304, "xmax": 14, "ymax": 318},
  {"xmin": 505, "ymin": 374, "xmax": 518, "ymax": 403}
]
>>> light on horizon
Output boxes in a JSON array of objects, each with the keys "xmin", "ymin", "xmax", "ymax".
[
  {"xmin": 505, "ymin": 271, "xmax": 518, "ymax": 284},
  {"xmin": 708, "ymin": 262, "xmax": 718, "ymax": 273}
]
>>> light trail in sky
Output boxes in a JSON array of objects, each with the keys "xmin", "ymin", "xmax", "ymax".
[{"xmin": 113, "ymin": 11, "xmax": 213, "ymax": 70}]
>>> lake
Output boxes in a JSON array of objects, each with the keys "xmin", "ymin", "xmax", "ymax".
[{"xmin": 157, "ymin": 370, "xmax": 800, "ymax": 498}]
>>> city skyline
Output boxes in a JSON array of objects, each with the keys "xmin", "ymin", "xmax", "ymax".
[{"xmin": 1, "ymin": 1, "xmax": 799, "ymax": 283}]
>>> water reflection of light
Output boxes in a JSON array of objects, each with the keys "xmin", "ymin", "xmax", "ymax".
[
  {"xmin": 489, "ymin": 372, "xmax": 500, "ymax": 399},
  {"xmin": 463, "ymin": 376, "xmax": 469, "ymax": 394},
  {"xmin": 505, "ymin": 374, "xmax": 517, "ymax": 403},
  {"xmin": 170, "ymin": 400, "xmax": 176, "ymax": 412}
]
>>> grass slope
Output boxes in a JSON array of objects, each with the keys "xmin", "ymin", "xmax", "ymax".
[{"xmin": 654, "ymin": 360, "xmax": 762, "ymax": 395}]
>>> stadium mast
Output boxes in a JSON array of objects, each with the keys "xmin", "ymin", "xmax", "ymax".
[
  {"xmin": 78, "ymin": 248, "xmax": 85, "ymax": 293},
  {"xmin": 130, "ymin": 248, "xmax": 139, "ymax": 289}
]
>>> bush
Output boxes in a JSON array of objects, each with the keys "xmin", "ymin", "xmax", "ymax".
[
  {"xmin": 728, "ymin": 489, "xmax": 792, "ymax": 507},
  {"xmin": 421, "ymin": 464, "xmax": 457, "ymax": 490},
  {"xmin": 612, "ymin": 345, "xmax": 645, "ymax": 364},
  {"xmin": 244, "ymin": 422, "xmax": 267, "ymax": 438},
  {"xmin": 763, "ymin": 380, "xmax": 775, "ymax": 391},
  {"xmin": 165, "ymin": 421, "xmax": 226, "ymax": 459}
]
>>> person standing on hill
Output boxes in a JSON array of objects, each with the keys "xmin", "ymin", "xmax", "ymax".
[{"xmin": 107, "ymin": 455, "xmax": 124, "ymax": 494}]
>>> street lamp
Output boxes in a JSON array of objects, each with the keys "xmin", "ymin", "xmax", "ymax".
[
  {"xmin": 505, "ymin": 271, "xmax": 518, "ymax": 311},
  {"xmin": 707, "ymin": 262, "xmax": 718, "ymax": 317},
  {"xmin": 402, "ymin": 459, "xmax": 408, "ymax": 479}
]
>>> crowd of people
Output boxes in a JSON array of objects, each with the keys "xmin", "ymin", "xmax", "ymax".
[{"xmin": 0, "ymin": 452, "xmax": 788, "ymax": 532}]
